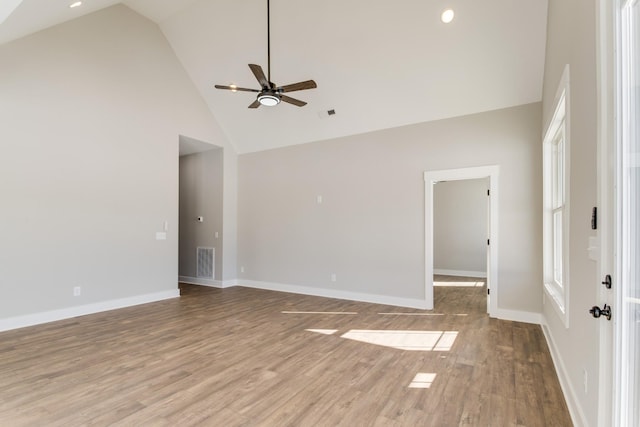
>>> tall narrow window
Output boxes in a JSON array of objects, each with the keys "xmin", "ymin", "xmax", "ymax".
[
  {"xmin": 543, "ymin": 66, "xmax": 570, "ymax": 326},
  {"xmin": 552, "ymin": 121, "xmax": 565, "ymax": 287}
]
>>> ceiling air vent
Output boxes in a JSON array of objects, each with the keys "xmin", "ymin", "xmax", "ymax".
[{"xmin": 318, "ymin": 109, "xmax": 337, "ymax": 119}]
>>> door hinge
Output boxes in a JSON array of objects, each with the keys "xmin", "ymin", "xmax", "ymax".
[
  {"xmin": 487, "ymin": 189, "xmax": 490, "ymax": 196},
  {"xmin": 487, "ymin": 239, "xmax": 490, "ymax": 245},
  {"xmin": 487, "ymin": 288, "xmax": 490, "ymax": 295}
]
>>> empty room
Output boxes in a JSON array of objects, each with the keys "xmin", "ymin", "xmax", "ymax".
[{"xmin": 1, "ymin": 0, "xmax": 638, "ymax": 426}]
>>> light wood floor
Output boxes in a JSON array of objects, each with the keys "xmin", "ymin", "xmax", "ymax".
[{"xmin": 0, "ymin": 277, "xmax": 572, "ymax": 426}]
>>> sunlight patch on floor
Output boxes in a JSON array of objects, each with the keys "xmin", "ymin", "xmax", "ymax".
[
  {"xmin": 379, "ymin": 312, "xmax": 444, "ymax": 316},
  {"xmin": 433, "ymin": 280, "xmax": 485, "ymax": 287},
  {"xmin": 305, "ymin": 329, "xmax": 338, "ymax": 335},
  {"xmin": 281, "ymin": 311, "xmax": 358, "ymax": 315},
  {"xmin": 378, "ymin": 312, "xmax": 468, "ymax": 317},
  {"xmin": 409, "ymin": 372, "xmax": 437, "ymax": 388},
  {"xmin": 340, "ymin": 330, "xmax": 458, "ymax": 351}
]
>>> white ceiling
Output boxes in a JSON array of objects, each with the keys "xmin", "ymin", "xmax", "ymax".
[{"xmin": 0, "ymin": 0, "xmax": 549, "ymax": 154}]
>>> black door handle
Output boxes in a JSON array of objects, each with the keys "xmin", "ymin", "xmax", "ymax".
[{"xmin": 589, "ymin": 304, "xmax": 612, "ymax": 321}]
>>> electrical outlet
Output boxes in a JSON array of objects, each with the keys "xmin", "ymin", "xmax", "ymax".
[
  {"xmin": 331, "ymin": 273, "xmax": 337, "ymax": 282},
  {"xmin": 73, "ymin": 286, "xmax": 81, "ymax": 297},
  {"xmin": 240, "ymin": 266, "xmax": 245, "ymax": 273}
]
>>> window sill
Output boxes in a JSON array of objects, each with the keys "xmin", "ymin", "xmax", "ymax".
[{"xmin": 544, "ymin": 282, "xmax": 569, "ymax": 328}]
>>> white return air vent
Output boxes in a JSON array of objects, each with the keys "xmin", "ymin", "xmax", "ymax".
[{"xmin": 196, "ymin": 247, "xmax": 215, "ymax": 279}]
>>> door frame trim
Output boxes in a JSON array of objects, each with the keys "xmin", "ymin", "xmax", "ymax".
[
  {"xmin": 595, "ymin": 0, "xmax": 622, "ymax": 424},
  {"xmin": 424, "ymin": 165, "xmax": 499, "ymax": 316}
]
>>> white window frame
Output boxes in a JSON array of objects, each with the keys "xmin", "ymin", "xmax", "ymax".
[{"xmin": 543, "ymin": 65, "xmax": 571, "ymax": 327}]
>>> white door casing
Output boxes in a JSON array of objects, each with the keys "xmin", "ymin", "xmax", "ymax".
[
  {"xmin": 597, "ymin": 0, "xmax": 640, "ymax": 425},
  {"xmin": 615, "ymin": 1, "xmax": 640, "ymax": 425},
  {"xmin": 596, "ymin": 0, "xmax": 616, "ymax": 424},
  {"xmin": 424, "ymin": 165, "xmax": 499, "ymax": 315}
]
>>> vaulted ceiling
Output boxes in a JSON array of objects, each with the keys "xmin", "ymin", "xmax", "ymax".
[{"xmin": 0, "ymin": 0, "xmax": 548, "ymax": 153}]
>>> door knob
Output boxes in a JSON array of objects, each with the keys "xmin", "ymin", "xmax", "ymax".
[{"xmin": 589, "ymin": 304, "xmax": 612, "ymax": 321}]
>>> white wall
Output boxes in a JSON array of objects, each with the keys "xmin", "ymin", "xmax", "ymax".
[
  {"xmin": 179, "ymin": 147, "xmax": 224, "ymax": 281},
  {"xmin": 0, "ymin": 5, "xmax": 237, "ymax": 325},
  {"xmin": 238, "ymin": 103, "xmax": 542, "ymax": 314},
  {"xmin": 433, "ymin": 179, "xmax": 488, "ymax": 276},
  {"xmin": 541, "ymin": 0, "xmax": 599, "ymax": 425}
]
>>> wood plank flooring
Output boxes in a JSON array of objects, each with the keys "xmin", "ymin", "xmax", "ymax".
[{"xmin": 0, "ymin": 277, "xmax": 572, "ymax": 426}]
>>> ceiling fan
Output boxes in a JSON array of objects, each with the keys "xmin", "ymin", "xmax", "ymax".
[{"xmin": 214, "ymin": 0, "xmax": 317, "ymax": 108}]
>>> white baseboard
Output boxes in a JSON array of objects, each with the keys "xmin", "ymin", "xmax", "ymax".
[
  {"xmin": 541, "ymin": 321, "xmax": 588, "ymax": 427},
  {"xmin": 433, "ymin": 269, "xmax": 487, "ymax": 278},
  {"xmin": 178, "ymin": 276, "xmax": 235, "ymax": 289},
  {"xmin": 238, "ymin": 279, "xmax": 429, "ymax": 310},
  {"xmin": 222, "ymin": 279, "xmax": 239, "ymax": 288},
  {"xmin": 180, "ymin": 277, "xmax": 542, "ymax": 324},
  {"xmin": 0, "ymin": 289, "xmax": 180, "ymax": 333},
  {"xmin": 493, "ymin": 308, "xmax": 543, "ymax": 324}
]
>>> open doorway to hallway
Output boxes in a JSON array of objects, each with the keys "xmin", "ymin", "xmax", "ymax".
[
  {"xmin": 433, "ymin": 178, "xmax": 488, "ymax": 314},
  {"xmin": 178, "ymin": 136, "xmax": 224, "ymax": 287},
  {"xmin": 424, "ymin": 165, "xmax": 499, "ymax": 315}
]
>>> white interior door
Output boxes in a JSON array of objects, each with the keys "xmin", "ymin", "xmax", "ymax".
[{"xmin": 486, "ymin": 178, "xmax": 491, "ymax": 313}]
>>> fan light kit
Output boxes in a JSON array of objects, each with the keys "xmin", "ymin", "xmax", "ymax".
[
  {"xmin": 214, "ymin": 0, "xmax": 317, "ymax": 108},
  {"xmin": 258, "ymin": 93, "xmax": 280, "ymax": 106}
]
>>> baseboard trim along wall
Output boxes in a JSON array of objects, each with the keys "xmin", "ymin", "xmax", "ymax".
[
  {"xmin": 541, "ymin": 322, "xmax": 588, "ymax": 427},
  {"xmin": 178, "ymin": 276, "xmax": 235, "ymax": 289},
  {"xmin": 494, "ymin": 308, "xmax": 543, "ymax": 325},
  {"xmin": 433, "ymin": 269, "xmax": 488, "ymax": 278},
  {"xmin": 1, "ymin": 280, "xmax": 546, "ymax": 333},
  {"xmin": 0, "ymin": 289, "xmax": 180, "ymax": 333},
  {"xmin": 238, "ymin": 279, "xmax": 430, "ymax": 310}
]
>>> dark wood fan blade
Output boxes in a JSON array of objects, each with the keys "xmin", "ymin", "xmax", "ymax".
[
  {"xmin": 248, "ymin": 99, "xmax": 261, "ymax": 109},
  {"xmin": 277, "ymin": 80, "xmax": 317, "ymax": 93},
  {"xmin": 280, "ymin": 95, "xmax": 307, "ymax": 107},
  {"xmin": 248, "ymin": 64, "xmax": 270, "ymax": 88},
  {"xmin": 215, "ymin": 85, "xmax": 260, "ymax": 93}
]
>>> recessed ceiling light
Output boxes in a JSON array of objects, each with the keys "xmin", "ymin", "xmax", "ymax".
[
  {"xmin": 69, "ymin": 1, "xmax": 82, "ymax": 8},
  {"xmin": 441, "ymin": 9, "xmax": 455, "ymax": 24}
]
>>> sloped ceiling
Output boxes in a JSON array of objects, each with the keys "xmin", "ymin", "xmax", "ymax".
[{"xmin": 0, "ymin": 0, "xmax": 548, "ymax": 153}]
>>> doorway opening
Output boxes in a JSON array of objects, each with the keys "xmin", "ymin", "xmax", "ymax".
[
  {"xmin": 424, "ymin": 166, "xmax": 499, "ymax": 316},
  {"xmin": 178, "ymin": 136, "xmax": 224, "ymax": 287},
  {"xmin": 433, "ymin": 178, "xmax": 489, "ymax": 314}
]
